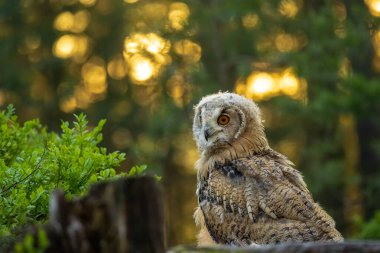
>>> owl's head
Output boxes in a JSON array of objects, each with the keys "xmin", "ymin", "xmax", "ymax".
[{"xmin": 193, "ymin": 92, "xmax": 268, "ymax": 154}]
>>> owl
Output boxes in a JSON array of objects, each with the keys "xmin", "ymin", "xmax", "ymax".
[{"xmin": 192, "ymin": 92, "xmax": 343, "ymax": 246}]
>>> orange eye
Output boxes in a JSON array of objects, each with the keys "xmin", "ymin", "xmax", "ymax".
[{"xmin": 217, "ymin": 114, "xmax": 230, "ymax": 125}]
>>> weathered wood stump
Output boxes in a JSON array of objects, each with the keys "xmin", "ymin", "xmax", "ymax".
[{"xmin": 27, "ymin": 176, "xmax": 165, "ymax": 253}]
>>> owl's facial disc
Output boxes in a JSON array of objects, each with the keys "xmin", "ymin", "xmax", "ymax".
[{"xmin": 199, "ymin": 106, "xmax": 245, "ymax": 150}]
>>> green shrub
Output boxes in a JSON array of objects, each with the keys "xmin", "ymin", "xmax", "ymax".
[
  {"xmin": 0, "ymin": 105, "xmax": 127, "ymax": 236},
  {"xmin": 357, "ymin": 211, "xmax": 380, "ymax": 239}
]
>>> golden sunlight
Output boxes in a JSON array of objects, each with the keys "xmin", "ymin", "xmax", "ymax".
[
  {"xmin": 123, "ymin": 33, "xmax": 170, "ymax": 57},
  {"xmin": 279, "ymin": 69, "xmax": 299, "ymax": 96},
  {"xmin": 124, "ymin": 0, "xmax": 139, "ymax": 3},
  {"xmin": 53, "ymin": 35, "xmax": 89, "ymax": 61},
  {"xmin": 278, "ymin": 0, "xmax": 300, "ymax": 18},
  {"xmin": 72, "ymin": 10, "xmax": 90, "ymax": 33},
  {"xmin": 129, "ymin": 55, "xmax": 155, "ymax": 82},
  {"xmin": 74, "ymin": 86, "xmax": 93, "ymax": 109},
  {"xmin": 107, "ymin": 55, "xmax": 128, "ymax": 80},
  {"xmin": 365, "ymin": 0, "xmax": 380, "ymax": 16},
  {"xmin": 242, "ymin": 13, "xmax": 259, "ymax": 30},
  {"xmin": 81, "ymin": 57, "xmax": 107, "ymax": 94},
  {"xmin": 275, "ymin": 33, "xmax": 299, "ymax": 52},
  {"xmin": 246, "ymin": 72, "xmax": 276, "ymax": 100},
  {"xmin": 372, "ymin": 30, "xmax": 380, "ymax": 57},
  {"xmin": 146, "ymin": 33, "xmax": 170, "ymax": 54},
  {"xmin": 123, "ymin": 33, "xmax": 170, "ymax": 84},
  {"xmin": 54, "ymin": 11, "xmax": 90, "ymax": 33},
  {"xmin": 73, "ymin": 36, "xmax": 90, "ymax": 62},
  {"xmin": 371, "ymin": 30, "xmax": 380, "ymax": 72},
  {"xmin": 166, "ymin": 73, "xmax": 190, "ymax": 107},
  {"xmin": 236, "ymin": 68, "xmax": 306, "ymax": 101},
  {"xmin": 60, "ymin": 96, "xmax": 77, "ymax": 113},
  {"xmin": 80, "ymin": 0, "xmax": 97, "ymax": 6},
  {"xmin": 168, "ymin": 2, "xmax": 190, "ymax": 31},
  {"xmin": 54, "ymin": 12, "xmax": 74, "ymax": 31},
  {"xmin": 53, "ymin": 35, "xmax": 76, "ymax": 58},
  {"xmin": 372, "ymin": 55, "xmax": 380, "ymax": 72},
  {"xmin": 174, "ymin": 39, "xmax": 201, "ymax": 63}
]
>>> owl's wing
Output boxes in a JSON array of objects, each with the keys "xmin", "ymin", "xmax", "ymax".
[
  {"xmin": 266, "ymin": 150, "xmax": 311, "ymax": 197},
  {"xmin": 236, "ymin": 150, "xmax": 335, "ymax": 229}
]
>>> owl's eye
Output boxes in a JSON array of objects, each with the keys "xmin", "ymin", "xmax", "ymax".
[{"xmin": 217, "ymin": 114, "xmax": 230, "ymax": 125}]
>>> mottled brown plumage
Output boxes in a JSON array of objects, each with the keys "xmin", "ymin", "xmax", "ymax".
[{"xmin": 193, "ymin": 92, "xmax": 343, "ymax": 246}]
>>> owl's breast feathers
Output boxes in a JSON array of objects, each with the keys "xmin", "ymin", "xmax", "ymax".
[{"xmin": 196, "ymin": 149, "xmax": 343, "ymax": 246}]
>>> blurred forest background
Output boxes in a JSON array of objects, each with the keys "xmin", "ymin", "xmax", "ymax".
[{"xmin": 1, "ymin": 0, "xmax": 380, "ymax": 246}]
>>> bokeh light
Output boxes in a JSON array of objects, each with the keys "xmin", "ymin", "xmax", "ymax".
[
  {"xmin": 242, "ymin": 13, "xmax": 259, "ymax": 29},
  {"xmin": 53, "ymin": 34, "xmax": 89, "ymax": 61},
  {"xmin": 371, "ymin": 30, "xmax": 380, "ymax": 72},
  {"xmin": 124, "ymin": 0, "xmax": 139, "ymax": 4},
  {"xmin": 365, "ymin": 0, "xmax": 380, "ymax": 16},
  {"xmin": 168, "ymin": 2, "xmax": 190, "ymax": 31},
  {"xmin": 279, "ymin": 69, "xmax": 300, "ymax": 96},
  {"xmin": 123, "ymin": 33, "xmax": 171, "ymax": 84},
  {"xmin": 80, "ymin": 0, "xmax": 97, "ymax": 7},
  {"xmin": 72, "ymin": 11, "xmax": 91, "ymax": 33},
  {"xmin": 54, "ymin": 12, "xmax": 74, "ymax": 31},
  {"xmin": 275, "ymin": 33, "xmax": 299, "ymax": 52},
  {"xmin": 236, "ymin": 68, "xmax": 307, "ymax": 101},
  {"xmin": 58, "ymin": 56, "xmax": 109, "ymax": 112},
  {"xmin": 174, "ymin": 39, "xmax": 201, "ymax": 63},
  {"xmin": 53, "ymin": 35, "xmax": 76, "ymax": 59},
  {"xmin": 54, "ymin": 10, "xmax": 90, "ymax": 33},
  {"xmin": 372, "ymin": 30, "xmax": 380, "ymax": 57},
  {"xmin": 81, "ymin": 57, "xmax": 108, "ymax": 94},
  {"xmin": 166, "ymin": 73, "xmax": 191, "ymax": 107},
  {"xmin": 129, "ymin": 55, "xmax": 155, "ymax": 82},
  {"xmin": 74, "ymin": 85, "xmax": 93, "ymax": 109},
  {"xmin": 60, "ymin": 96, "xmax": 77, "ymax": 113},
  {"xmin": 247, "ymin": 72, "xmax": 277, "ymax": 99},
  {"xmin": 124, "ymin": 33, "xmax": 170, "ymax": 55},
  {"xmin": 107, "ymin": 56, "xmax": 128, "ymax": 80},
  {"xmin": 278, "ymin": 0, "xmax": 300, "ymax": 18}
]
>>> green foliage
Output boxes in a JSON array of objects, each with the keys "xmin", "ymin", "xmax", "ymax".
[
  {"xmin": 127, "ymin": 164, "xmax": 148, "ymax": 176},
  {"xmin": 0, "ymin": 106, "xmax": 126, "ymax": 236},
  {"xmin": 127, "ymin": 164, "xmax": 161, "ymax": 181},
  {"xmin": 357, "ymin": 211, "xmax": 380, "ymax": 239}
]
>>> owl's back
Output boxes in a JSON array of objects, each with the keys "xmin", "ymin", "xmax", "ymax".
[{"xmin": 196, "ymin": 149, "xmax": 343, "ymax": 246}]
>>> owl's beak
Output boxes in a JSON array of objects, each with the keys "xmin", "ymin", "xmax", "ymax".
[{"xmin": 204, "ymin": 127, "xmax": 212, "ymax": 141}]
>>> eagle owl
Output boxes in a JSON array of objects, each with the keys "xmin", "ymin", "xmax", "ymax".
[{"xmin": 193, "ymin": 92, "xmax": 343, "ymax": 246}]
